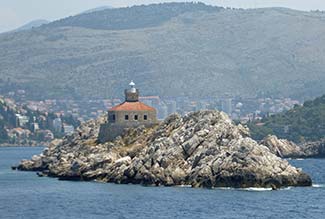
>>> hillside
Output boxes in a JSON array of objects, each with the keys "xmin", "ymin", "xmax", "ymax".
[
  {"xmin": 80, "ymin": 6, "xmax": 113, "ymax": 15},
  {"xmin": 249, "ymin": 95, "xmax": 325, "ymax": 143},
  {"xmin": 49, "ymin": 3, "xmax": 218, "ymax": 30},
  {"xmin": 0, "ymin": 2, "xmax": 325, "ymax": 100},
  {"xmin": 13, "ymin": 19, "xmax": 50, "ymax": 32}
]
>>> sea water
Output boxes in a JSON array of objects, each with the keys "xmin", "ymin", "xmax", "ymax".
[{"xmin": 0, "ymin": 147, "xmax": 324, "ymax": 219}]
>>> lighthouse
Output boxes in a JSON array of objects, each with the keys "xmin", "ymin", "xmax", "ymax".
[{"xmin": 98, "ymin": 81, "xmax": 158, "ymax": 142}]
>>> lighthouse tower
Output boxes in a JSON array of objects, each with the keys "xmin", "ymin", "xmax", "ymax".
[{"xmin": 98, "ymin": 81, "xmax": 158, "ymax": 142}]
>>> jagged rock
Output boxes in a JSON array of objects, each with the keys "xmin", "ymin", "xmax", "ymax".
[
  {"xmin": 260, "ymin": 135, "xmax": 325, "ymax": 159},
  {"xmin": 302, "ymin": 139, "xmax": 325, "ymax": 158},
  {"xmin": 17, "ymin": 110, "xmax": 312, "ymax": 189},
  {"xmin": 261, "ymin": 135, "xmax": 305, "ymax": 158}
]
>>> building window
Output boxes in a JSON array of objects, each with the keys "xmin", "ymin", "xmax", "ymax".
[
  {"xmin": 144, "ymin": 115, "xmax": 148, "ymax": 120},
  {"xmin": 110, "ymin": 114, "xmax": 115, "ymax": 122},
  {"xmin": 125, "ymin": 115, "xmax": 129, "ymax": 120},
  {"xmin": 134, "ymin": 115, "xmax": 138, "ymax": 120}
]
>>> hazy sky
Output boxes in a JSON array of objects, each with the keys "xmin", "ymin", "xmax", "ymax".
[{"xmin": 1, "ymin": 0, "xmax": 325, "ymax": 33}]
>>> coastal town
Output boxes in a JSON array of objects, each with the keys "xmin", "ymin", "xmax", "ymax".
[
  {"xmin": 0, "ymin": 87, "xmax": 302, "ymax": 145},
  {"xmin": 0, "ymin": 95, "xmax": 79, "ymax": 146},
  {"xmin": 5, "ymin": 88, "xmax": 302, "ymax": 121}
]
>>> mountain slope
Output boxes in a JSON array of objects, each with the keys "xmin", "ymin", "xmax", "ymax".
[
  {"xmin": 48, "ymin": 3, "xmax": 219, "ymax": 30},
  {"xmin": 13, "ymin": 19, "xmax": 50, "ymax": 32},
  {"xmin": 81, "ymin": 6, "xmax": 113, "ymax": 15},
  {"xmin": 0, "ymin": 3, "xmax": 325, "ymax": 100}
]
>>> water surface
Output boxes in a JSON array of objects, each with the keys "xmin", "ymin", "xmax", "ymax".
[{"xmin": 0, "ymin": 147, "xmax": 324, "ymax": 219}]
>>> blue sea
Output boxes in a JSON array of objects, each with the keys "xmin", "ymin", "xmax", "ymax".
[{"xmin": 0, "ymin": 147, "xmax": 325, "ymax": 219}]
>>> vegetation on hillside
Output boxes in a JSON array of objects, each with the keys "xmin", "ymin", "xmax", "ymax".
[
  {"xmin": 0, "ymin": 120, "xmax": 9, "ymax": 143},
  {"xmin": 248, "ymin": 95, "xmax": 325, "ymax": 143},
  {"xmin": 0, "ymin": 3, "xmax": 325, "ymax": 100},
  {"xmin": 48, "ymin": 2, "xmax": 220, "ymax": 30}
]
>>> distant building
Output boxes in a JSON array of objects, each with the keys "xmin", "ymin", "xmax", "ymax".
[
  {"xmin": 98, "ymin": 81, "xmax": 158, "ymax": 143},
  {"xmin": 15, "ymin": 114, "xmax": 29, "ymax": 127},
  {"xmin": 221, "ymin": 98, "xmax": 232, "ymax": 116},
  {"xmin": 166, "ymin": 100, "xmax": 177, "ymax": 115},
  {"xmin": 139, "ymin": 96, "xmax": 160, "ymax": 106},
  {"xmin": 31, "ymin": 123, "xmax": 40, "ymax": 132},
  {"xmin": 157, "ymin": 102, "xmax": 168, "ymax": 120},
  {"xmin": 44, "ymin": 130, "xmax": 54, "ymax": 141},
  {"xmin": 17, "ymin": 90, "xmax": 26, "ymax": 95},
  {"xmin": 53, "ymin": 118, "xmax": 63, "ymax": 133},
  {"xmin": 36, "ymin": 129, "xmax": 54, "ymax": 141},
  {"xmin": 63, "ymin": 124, "xmax": 74, "ymax": 135},
  {"xmin": 8, "ymin": 128, "xmax": 31, "ymax": 140}
]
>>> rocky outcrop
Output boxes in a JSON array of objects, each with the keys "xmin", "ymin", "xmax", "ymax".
[
  {"xmin": 261, "ymin": 135, "xmax": 325, "ymax": 159},
  {"xmin": 260, "ymin": 135, "xmax": 305, "ymax": 158},
  {"xmin": 302, "ymin": 139, "xmax": 325, "ymax": 158},
  {"xmin": 17, "ymin": 110, "xmax": 312, "ymax": 189}
]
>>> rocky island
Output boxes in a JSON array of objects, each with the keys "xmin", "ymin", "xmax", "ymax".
[
  {"xmin": 262, "ymin": 135, "xmax": 325, "ymax": 159},
  {"xmin": 17, "ymin": 110, "xmax": 312, "ymax": 189}
]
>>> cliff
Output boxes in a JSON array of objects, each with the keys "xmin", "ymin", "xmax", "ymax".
[
  {"xmin": 260, "ymin": 135, "xmax": 305, "ymax": 158},
  {"xmin": 17, "ymin": 110, "xmax": 312, "ymax": 189},
  {"xmin": 303, "ymin": 139, "xmax": 325, "ymax": 158}
]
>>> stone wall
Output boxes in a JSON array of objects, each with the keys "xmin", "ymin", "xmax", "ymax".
[
  {"xmin": 98, "ymin": 121, "xmax": 158, "ymax": 143},
  {"xmin": 100, "ymin": 107, "xmax": 158, "ymax": 143}
]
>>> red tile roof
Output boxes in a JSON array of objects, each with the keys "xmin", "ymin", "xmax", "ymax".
[{"xmin": 109, "ymin": 101, "xmax": 155, "ymax": 111}]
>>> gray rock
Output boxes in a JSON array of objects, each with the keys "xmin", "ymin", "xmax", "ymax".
[
  {"xmin": 302, "ymin": 139, "xmax": 325, "ymax": 158},
  {"xmin": 18, "ymin": 110, "xmax": 312, "ymax": 189},
  {"xmin": 261, "ymin": 135, "xmax": 325, "ymax": 159},
  {"xmin": 261, "ymin": 135, "xmax": 305, "ymax": 158}
]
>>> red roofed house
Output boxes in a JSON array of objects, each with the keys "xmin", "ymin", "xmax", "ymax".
[{"xmin": 98, "ymin": 81, "xmax": 158, "ymax": 142}]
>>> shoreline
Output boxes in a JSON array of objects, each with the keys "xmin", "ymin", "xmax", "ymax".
[{"xmin": 0, "ymin": 143, "xmax": 48, "ymax": 147}]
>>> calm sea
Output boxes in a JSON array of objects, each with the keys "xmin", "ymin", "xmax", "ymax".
[{"xmin": 0, "ymin": 147, "xmax": 325, "ymax": 219}]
